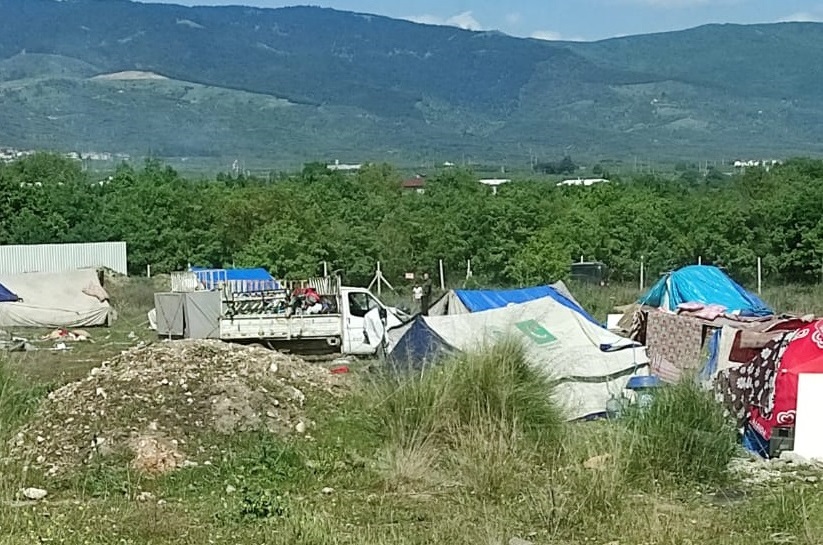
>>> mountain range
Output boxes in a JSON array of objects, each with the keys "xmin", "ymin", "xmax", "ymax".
[{"xmin": 1, "ymin": 0, "xmax": 822, "ymax": 167}]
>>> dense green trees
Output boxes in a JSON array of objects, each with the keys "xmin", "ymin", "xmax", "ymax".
[{"xmin": 1, "ymin": 153, "xmax": 822, "ymax": 287}]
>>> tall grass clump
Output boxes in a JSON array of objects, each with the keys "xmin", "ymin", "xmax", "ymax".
[
  {"xmin": 567, "ymin": 281, "xmax": 640, "ymax": 323},
  {"xmin": 739, "ymin": 484, "xmax": 823, "ymax": 544},
  {"xmin": 0, "ymin": 356, "xmax": 44, "ymax": 442},
  {"xmin": 624, "ymin": 379, "xmax": 737, "ymax": 487},
  {"xmin": 762, "ymin": 284, "xmax": 823, "ymax": 316},
  {"xmin": 364, "ymin": 340, "xmax": 564, "ymax": 494}
]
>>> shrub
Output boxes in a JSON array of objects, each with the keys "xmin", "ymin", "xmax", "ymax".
[
  {"xmin": 363, "ymin": 340, "xmax": 565, "ymax": 492},
  {"xmin": 624, "ymin": 379, "xmax": 737, "ymax": 487},
  {"xmin": 367, "ymin": 340, "xmax": 563, "ymax": 447}
]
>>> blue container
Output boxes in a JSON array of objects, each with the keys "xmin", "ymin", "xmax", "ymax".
[{"xmin": 626, "ymin": 375, "xmax": 663, "ymax": 409}]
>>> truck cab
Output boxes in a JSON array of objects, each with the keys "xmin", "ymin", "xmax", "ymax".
[{"xmin": 341, "ymin": 287, "xmax": 405, "ymax": 354}]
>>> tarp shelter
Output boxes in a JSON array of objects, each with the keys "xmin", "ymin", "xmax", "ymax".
[
  {"xmin": 0, "ymin": 269, "xmax": 112, "ymax": 328},
  {"xmin": 0, "ymin": 282, "xmax": 18, "ymax": 303},
  {"xmin": 154, "ymin": 291, "xmax": 221, "ymax": 340},
  {"xmin": 428, "ymin": 282, "xmax": 600, "ymax": 326},
  {"xmin": 639, "ymin": 265, "xmax": 771, "ymax": 317},
  {"xmin": 749, "ymin": 319, "xmax": 823, "ymax": 442},
  {"xmin": 387, "ymin": 297, "xmax": 650, "ymax": 421}
]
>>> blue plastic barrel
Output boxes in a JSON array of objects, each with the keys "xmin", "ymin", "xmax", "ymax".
[{"xmin": 626, "ymin": 375, "xmax": 663, "ymax": 409}]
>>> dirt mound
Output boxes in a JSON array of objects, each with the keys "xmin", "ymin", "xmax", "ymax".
[{"xmin": 9, "ymin": 340, "xmax": 346, "ymax": 476}]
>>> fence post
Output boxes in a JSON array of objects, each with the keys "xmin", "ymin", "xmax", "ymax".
[
  {"xmin": 377, "ymin": 261, "xmax": 382, "ymax": 296},
  {"xmin": 757, "ymin": 257, "xmax": 762, "ymax": 295},
  {"xmin": 640, "ymin": 256, "xmax": 645, "ymax": 291},
  {"xmin": 147, "ymin": 264, "xmax": 151, "ymax": 278},
  {"xmin": 439, "ymin": 259, "xmax": 445, "ymax": 290}
]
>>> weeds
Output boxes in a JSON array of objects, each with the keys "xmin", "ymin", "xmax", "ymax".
[
  {"xmin": 363, "ymin": 340, "xmax": 564, "ymax": 493},
  {"xmin": 367, "ymin": 340, "xmax": 564, "ymax": 449},
  {"xmin": 567, "ymin": 280, "xmax": 641, "ymax": 322},
  {"xmin": 0, "ymin": 356, "xmax": 46, "ymax": 441},
  {"xmin": 2, "ymin": 334, "xmax": 822, "ymax": 544},
  {"xmin": 741, "ymin": 484, "xmax": 823, "ymax": 544},
  {"xmin": 624, "ymin": 379, "xmax": 737, "ymax": 487},
  {"xmin": 762, "ymin": 284, "xmax": 823, "ymax": 316}
]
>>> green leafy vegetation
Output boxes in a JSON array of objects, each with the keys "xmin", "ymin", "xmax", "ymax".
[{"xmin": 2, "ymin": 153, "xmax": 823, "ymax": 292}]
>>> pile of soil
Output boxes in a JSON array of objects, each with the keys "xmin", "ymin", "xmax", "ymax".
[{"xmin": 9, "ymin": 340, "xmax": 347, "ymax": 475}]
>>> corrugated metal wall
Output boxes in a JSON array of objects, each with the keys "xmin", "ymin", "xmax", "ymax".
[{"xmin": 0, "ymin": 242, "xmax": 128, "ymax": 275}]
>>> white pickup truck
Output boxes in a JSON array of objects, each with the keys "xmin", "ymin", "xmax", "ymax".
[
  {"xmin": 152, "ymin": 276, "xmax": 408, "ymax": 356},
  {"xmin": 219, "ymin": 285, "xmax": 407, "ymax": 354}
]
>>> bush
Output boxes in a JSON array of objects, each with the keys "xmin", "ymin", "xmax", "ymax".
[
  {"xmin": 624, "ymin": 379, "xmax": 737, "ymax": 487},
  {"xmin": 367, "ymin": 340, "xmax": 563, "ymax": 447},
  {"xmin": 363, "ymin": 340, "xmax": 565, "ymax": 493}
]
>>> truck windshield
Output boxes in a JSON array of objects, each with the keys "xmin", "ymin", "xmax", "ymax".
[{"xmin": 348, "ymin": 292, "xmax": 379, "ymax": 318}]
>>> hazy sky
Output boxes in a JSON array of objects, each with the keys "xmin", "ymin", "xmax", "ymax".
[{"xmin": 140, "ymin": 0, "xmax": 823, "ymax": 41}]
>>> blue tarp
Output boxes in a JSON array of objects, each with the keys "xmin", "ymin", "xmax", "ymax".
[
  {"xmin": 190, "ymin": 267, "xmax": 280, "ymax": 291},
  {"xmin": 0, "ymin": 282, "xmax": 18, "ymax": 303},
  {"xmin": 700, "ymin": 329, "xmax": 722, "ymax": 382},
  {"xmin": 387, "ymin": 317, "xmax": 453, "ymax": 371},
  {"xmin": 453, "ymin": 286, "xmax": 601, "ymax": 326},
  {"xmin": 743, "ymin": 424, "xmax": 770, "ymax": 458},
  {"xmin": 638, "ymin": 265, "xmax": 772, "ymax": 317},
  {"xmin": 191, "ymin": 267, "xmax": 276, "ymax": 282}
]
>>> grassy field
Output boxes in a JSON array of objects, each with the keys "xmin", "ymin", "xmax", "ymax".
[{"xmin": 0, "ymin": 280, "xmax": 822, "ymax": 544}]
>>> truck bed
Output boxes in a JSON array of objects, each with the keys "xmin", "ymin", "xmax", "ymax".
[{"xmin": 219, "ymin": 313, "xmax": 343, "ymax": 341}]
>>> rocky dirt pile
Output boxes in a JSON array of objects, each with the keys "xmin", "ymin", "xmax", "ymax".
[
  {"xmin": 729, "ymin": 453, "xmax": 823, "ymax": 486},
  {"xmin": 8, "ymin": 340, "xmax": 347, "ymax": 476}
]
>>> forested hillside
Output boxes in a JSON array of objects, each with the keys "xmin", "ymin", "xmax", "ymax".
[
  {"xmin": 1, "ymin": 0, "xmax": 823, "ymax": 162},
  {"xmin": 1, "ymin": 154, "xmax": 822, "ymax": 286}
]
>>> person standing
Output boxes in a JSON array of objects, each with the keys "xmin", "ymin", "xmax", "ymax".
[
  {"xmin": 412, "ymin": 282, "xmax": 423, "ymax": 314},
  {"xmin": 421, "ymin": 272, "xmax": 432, "ymax": 316}
]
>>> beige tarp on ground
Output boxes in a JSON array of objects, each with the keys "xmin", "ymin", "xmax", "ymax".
[{"xmin": 0, "ymin": 269, "xmax": 112, "ymax": 328}]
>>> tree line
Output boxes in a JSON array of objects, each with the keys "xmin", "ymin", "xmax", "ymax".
[{"xmin": 0, "ymin": 153, "xmax": 822, "ymax": 287}]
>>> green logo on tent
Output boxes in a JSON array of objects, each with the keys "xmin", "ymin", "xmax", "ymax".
[{"xmin": 515, "ymin": 320, "xmax": 557, "ymax": 345}]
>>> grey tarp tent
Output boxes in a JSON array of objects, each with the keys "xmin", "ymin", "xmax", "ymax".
[{"xmin": 153, "ymin": 291, "xmax": 221, "ymax": 340}]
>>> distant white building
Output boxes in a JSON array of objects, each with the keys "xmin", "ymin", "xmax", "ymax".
[
  {"xmin": 733, "ymin": 159, "xmax": 781, "ymax": 169},
  {"xmin": 557, "ymin": 178, "xmax": 609, "ymax": 187},
  {"xmin": 479, "ymin": 178, "xmax": 511, "ymax": 195},
  {"xmin": 327, "ymin": 159, "xmax": 362, "ymax": 172}
]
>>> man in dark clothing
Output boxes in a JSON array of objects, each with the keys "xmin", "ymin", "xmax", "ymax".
[{"xmin": 421, "ymin": 272, "xmax": 432, "ymax": 316}]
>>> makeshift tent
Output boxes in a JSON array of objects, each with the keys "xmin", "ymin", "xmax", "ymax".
[
  {"xmin": 153, "ymin": 291, "xmax": 221, "ymax": 339},
  {"xmin": 749, "ymin": 319, "xmax": 823, "ymax": 442},
  {"xmin": 0, "ymin": 269, "xmax": 112, "ymax": 328},
  {"xmin": 428, "ymin": 282, "xmax": 600, "ymax": 326},
  {"xmin": 0, "ymin": 282, "xmax": 18, "ymax": 303},
  {"xmin": 386, "ymin": 297, "xmax": 649, "ymax": 421},
  {"xmin": 639, "ymin": 265, "xmax": 771, "ymax": 317}
]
